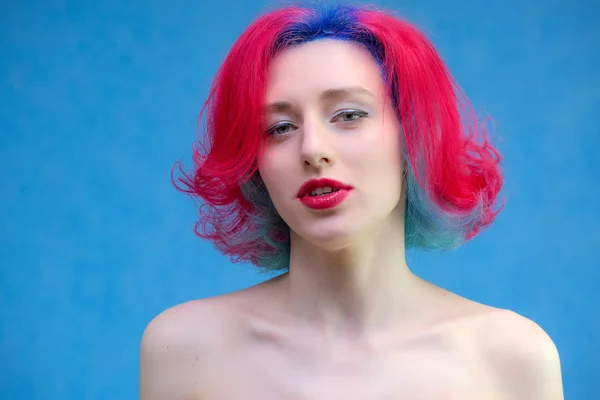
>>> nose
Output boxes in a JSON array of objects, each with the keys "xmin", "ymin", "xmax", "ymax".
[{"xmin": 300, "ymin": 119, "xmax": 335, "ymax": 169}]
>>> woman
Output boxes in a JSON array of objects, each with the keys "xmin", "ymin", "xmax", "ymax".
[{"xmin": 140, "ymin": 3, "xmax": 564, "ymax": 399}]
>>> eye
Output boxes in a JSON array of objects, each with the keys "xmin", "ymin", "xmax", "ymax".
[
  {"xmin": 332, "ymin": 109, "xmax": 368, "ymax": 123},
  {"xmin": 267, "ymin": 122, "xmax": 296, "ymax": 137}
]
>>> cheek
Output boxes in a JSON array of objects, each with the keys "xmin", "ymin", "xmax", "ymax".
[
  {"xmin": 344, "ymin": 127, "xmax": 404, "ymax": 197},
  {"xmin": 377, "ymin": 123, "xmax": 404, "ymax": 177},
  {"xmin": 346, "ymin": 126, "xmax": 403, "ymax": 170},
  {"xmin": 379, "ymin": 131, "xmax": 404, "ymax": 185},
  {"xmin": 257, "ymin": 150, "xmax": 291, "ymax": 202}
]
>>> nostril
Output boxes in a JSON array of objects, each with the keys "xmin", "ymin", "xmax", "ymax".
[{"xmin": 303, "ymin": 155, "xmax": 333, "ymax": 168}]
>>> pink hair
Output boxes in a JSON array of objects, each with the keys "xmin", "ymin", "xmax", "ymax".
[{"xmin": 174, "ymin": 3, "xmax": 504, "ymax": 270}]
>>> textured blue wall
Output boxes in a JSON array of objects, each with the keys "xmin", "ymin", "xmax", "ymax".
[{"xmin": 1, "ymin": 0, "xmax": 598, "ymax": 398}]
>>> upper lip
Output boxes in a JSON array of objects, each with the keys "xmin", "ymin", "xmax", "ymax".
[{"xmin": 296, "ymin": 178, "xmax": 353, "ymax": 198}]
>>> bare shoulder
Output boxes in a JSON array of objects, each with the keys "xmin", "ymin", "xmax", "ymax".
[
  {"xmin": 138, "ymin": 278, "xmax": 279, "ymax": 400},
  {"xmin": 139, "ymin": 296, "xmax": 239, "ymax": 400},
  {"xmin": 471, "ymin": 308, "xmax": 564, "ymax": 400}
]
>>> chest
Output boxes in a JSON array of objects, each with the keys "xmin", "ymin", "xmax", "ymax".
[{"xmin": 203, "ymin": 342, "xmax": 501, "ymax": 400}]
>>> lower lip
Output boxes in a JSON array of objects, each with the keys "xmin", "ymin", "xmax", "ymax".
[{"xmin": 298, "ymin": 189, "xmax": 351, "ymax": 210}]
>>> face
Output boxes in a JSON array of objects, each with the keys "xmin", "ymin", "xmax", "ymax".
[{"xmin": 258, "ymin": 39, "xmax": 405, "ymax": 249}]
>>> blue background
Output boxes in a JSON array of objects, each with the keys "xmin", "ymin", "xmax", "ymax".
[{"xmin": 1, "ymin": 0, "xmax": 598, "ymax": 398}]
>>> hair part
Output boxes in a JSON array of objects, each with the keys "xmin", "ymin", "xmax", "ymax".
[{"xmin": 173, "ymin": 2, "xmax": 504, "ymax": 271}]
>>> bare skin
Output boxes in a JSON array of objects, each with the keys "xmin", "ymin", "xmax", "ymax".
[
  {"xmin": 140, "ymin": 39, "xmax": 564, "ymax": 399},
  {"xmin": 140, "ymin": 274, "xmax": 563, "ymax": 399}
]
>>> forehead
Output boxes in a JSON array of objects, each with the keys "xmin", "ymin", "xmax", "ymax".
[{"xmin": 266, "ymin": 39, "xmax": 384, "ymax": 102}]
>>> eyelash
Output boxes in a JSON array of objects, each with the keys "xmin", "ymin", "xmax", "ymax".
[{"xmin": 266, "ymin": 109, "xmax": 369, "ymax": 137}]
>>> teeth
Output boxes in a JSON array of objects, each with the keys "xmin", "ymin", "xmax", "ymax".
[{"xmin": 310, "ymin": 186, "xmax": 336, "ymax": 196}]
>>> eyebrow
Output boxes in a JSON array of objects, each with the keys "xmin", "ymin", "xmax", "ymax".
[
  {"xmin": 320, "ymin": 86, "xmax": 375, "ymax": 101},
  {"xmin": 266, "ymin": 86, "xmax": 375, "ymax": 114}
]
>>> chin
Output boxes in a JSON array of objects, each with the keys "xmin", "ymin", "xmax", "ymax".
[{"xmin": 296, "ymin": 218, "xmax": 364, "ymax": 251}]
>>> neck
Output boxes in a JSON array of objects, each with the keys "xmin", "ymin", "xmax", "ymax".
[{"xmin": 281, "ymin": 208, "xmax": 427, "ymax": 340}]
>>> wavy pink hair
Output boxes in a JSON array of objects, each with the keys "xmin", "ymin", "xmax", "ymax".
[{"xmin": 174, "ymin": 3, "xmax": 504, "ymax": 271}]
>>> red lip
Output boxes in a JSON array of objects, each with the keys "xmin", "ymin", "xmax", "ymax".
[
  {"xmin": 296, "ymin": 178, "xmax": 352, "ymax": 198},
  {"xmin": 296, "ymin": 178, "xmax": 353, "ymax": 210}
]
